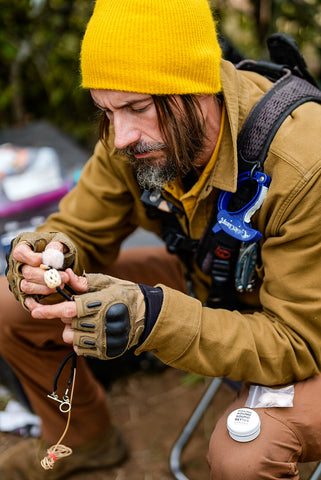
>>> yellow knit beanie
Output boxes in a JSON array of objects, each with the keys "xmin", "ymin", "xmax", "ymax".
[{"xmin": 80, "ymin": 0, "xmax": 222, "ymax": 95}]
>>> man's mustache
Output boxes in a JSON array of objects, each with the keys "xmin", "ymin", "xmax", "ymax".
[{"xmin": 118, "ymin": 141, "xmax": 166, "ymax": 157}]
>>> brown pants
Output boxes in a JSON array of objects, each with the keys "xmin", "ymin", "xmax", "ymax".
[{"xmin": 207, "ymin": 377, "xmax": 321, "ymax": 479}]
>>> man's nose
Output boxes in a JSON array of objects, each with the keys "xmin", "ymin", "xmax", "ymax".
[{"xmin": 113, "ymin": 115, "xmax": 141, "ymax": 150}]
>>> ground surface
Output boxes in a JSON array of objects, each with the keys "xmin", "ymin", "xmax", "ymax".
[{"xmin": 0, "ymin": 366, "xmax": 235, "ymax": 480}]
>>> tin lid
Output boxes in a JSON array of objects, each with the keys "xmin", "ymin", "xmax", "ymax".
[{"xmin": 227, "ymin": 408, "xmax": 261, "ymax": 442}]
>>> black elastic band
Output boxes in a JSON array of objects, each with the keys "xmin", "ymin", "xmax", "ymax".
[{"xmin": 138, "ymin": 284, "xmax": 163, "ymax": 344}]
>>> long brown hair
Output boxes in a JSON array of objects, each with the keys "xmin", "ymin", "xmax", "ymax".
[{"xmin": 98, "ymin": 94, "xmax": 207, "ymax": 174}]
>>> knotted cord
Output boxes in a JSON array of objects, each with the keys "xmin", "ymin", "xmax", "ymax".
[{"xmin": 41, "ymin": 352, "xmax": 77, "ymax": 470}]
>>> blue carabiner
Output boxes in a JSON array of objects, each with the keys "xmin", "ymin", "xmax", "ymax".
[{"xmin": 212, "ymin": 171, "xmax": 271, "ymax": 242}]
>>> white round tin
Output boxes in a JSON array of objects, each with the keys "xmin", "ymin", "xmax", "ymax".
[{"xmin": 227, "ymin": 408, "xmax": 261, "ymax": 442}]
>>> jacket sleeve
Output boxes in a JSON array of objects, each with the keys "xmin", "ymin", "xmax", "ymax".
[{"xmin": 136, "ymin": 152, "xmax": 321, "ymax": 386}]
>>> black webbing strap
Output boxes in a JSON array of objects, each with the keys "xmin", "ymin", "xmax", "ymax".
[
  {"xmin": 237, "ymin": 66, "xmax": 321, "ymax": 173},
  {"xmin": 200, "ymin": 230, "xmax": 241, "ymax": 309}
]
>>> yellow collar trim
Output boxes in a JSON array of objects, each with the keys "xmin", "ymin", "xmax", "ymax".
[{"xmin": 165, "ymin": 104, "xmax": 226, "ymax": 217}]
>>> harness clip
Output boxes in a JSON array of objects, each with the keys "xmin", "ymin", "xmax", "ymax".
[{"xmin": 213, "ymin": 172, "xmax": 271, "ymax": 243}]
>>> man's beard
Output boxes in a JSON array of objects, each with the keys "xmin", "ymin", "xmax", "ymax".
[{"xmin": 118, "ymin": 142, "xmax": 178, "ymax": 190}]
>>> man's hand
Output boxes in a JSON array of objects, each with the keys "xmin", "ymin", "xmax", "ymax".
[
  {"xmin": 6, "ymin": 231, "xmax": 77, "ymax": 309},
  {"xmin": 25, "ymin": 270, "xmax": 146, "ymax": 360}
]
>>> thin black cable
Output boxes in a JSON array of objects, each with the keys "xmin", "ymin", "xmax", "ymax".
[{"xmin": 52, "ymin": 351, "xmax": 77, "ymax": 394}]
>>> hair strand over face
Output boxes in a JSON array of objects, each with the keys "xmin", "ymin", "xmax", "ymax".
[{"xmin": 153, "ymin": 95, "xmax": 207, "ymax": 174}]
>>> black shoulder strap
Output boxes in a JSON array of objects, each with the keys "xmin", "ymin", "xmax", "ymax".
[{"xmin": 236, "ymin": 34, "xmax": 321, "ymax": 174}]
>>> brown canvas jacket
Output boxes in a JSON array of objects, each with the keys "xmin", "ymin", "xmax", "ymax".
[{"xmin": 39, "ymin": 59, "xmax": 321, "ymax": 386}]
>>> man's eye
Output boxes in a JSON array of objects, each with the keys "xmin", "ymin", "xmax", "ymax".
[{"xmin": 131, "ymin": 105, "xmax": 149, "ymax": 113}]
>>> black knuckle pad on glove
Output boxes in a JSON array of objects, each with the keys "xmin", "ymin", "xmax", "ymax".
[
  {"xmin": 105, "ymin": 303, "xmax": 131, "ymax": 358},
  {"xmin": 72, "ymin": 278, "xmax": 146, "ymax": 361},
  {"xmin": 79, "ymin": 322, "xmax": 95, "ymax": 329}
]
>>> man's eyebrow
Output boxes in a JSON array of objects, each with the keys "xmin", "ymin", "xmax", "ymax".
[
  {"xmin": 93, "ymin": 98, "xmax": 151, "ymax": 111},
  {"xmin": 93, "ymin": 101, "xmax": 110, "ymax": 111}
]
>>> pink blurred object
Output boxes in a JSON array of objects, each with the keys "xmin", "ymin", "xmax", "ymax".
[
  {"xmin": 0, "ymin": 143, "xmax": 73, "ymax": 218},
  {"xmin": 0, "ymin": 180, "xmax": 72, "ymax": 218}
]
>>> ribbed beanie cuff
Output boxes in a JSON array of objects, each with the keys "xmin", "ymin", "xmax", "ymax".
[{"xmin": 80, "ymin": 0, "xmax": 222, "ymax": 95}]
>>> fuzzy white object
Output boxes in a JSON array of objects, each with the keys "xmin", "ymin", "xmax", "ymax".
[{"xmin": 42, "ymin": 248, "xmax": 64, "ymax": 270}]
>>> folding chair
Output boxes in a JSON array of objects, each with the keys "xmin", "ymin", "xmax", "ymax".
[{"xmin": 169, "ymin": 377, "xmax": 321, "ymax": 480}]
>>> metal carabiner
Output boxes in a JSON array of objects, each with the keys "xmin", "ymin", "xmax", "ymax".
[{"xmin": 212, "ymin": 171, "xmax": 271, "ymax": 243}]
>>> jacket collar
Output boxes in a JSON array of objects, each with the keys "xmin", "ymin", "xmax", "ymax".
[{"xmin": 202, "ymin": 59, "xmax": 253, "ymax": 196}]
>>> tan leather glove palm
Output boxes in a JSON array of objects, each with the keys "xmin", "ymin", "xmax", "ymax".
[{"xmin": 72, "ymin": 274, "xmax": 146, "ymax": 360}]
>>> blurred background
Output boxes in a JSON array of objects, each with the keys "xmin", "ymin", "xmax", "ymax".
[{"xmin": 0, "ymin": 0, "xmax": 320, "ymax": 152}]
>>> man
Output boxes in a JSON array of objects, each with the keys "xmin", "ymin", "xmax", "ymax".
[{"xmin": 1, "ymin": 0, "xmax": 321, "ymax": 479}]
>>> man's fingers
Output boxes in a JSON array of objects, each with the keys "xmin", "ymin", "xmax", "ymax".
[
  {"xmin": 25, "ymin": 297, "xmax": 75, "ymax": 346},
  {"xmin": 21, "ymin": 264, "xmax": 46, "ymax": 285},
  {"xmin": 13, "ymin": 243, "xmax": 43, "ymax": 266},
  {"xmin": 22, "ymin": 264, "xmax": 68, "ymax": 283},
  {"xmin": 65, "ymin": 268, "xmax": 88, "ymax": 293},
  {"xmin": 46, "ymin": 241, "xmax": 65, "ymax": 253},
  {"xmin": 24, "ymin": 297, "xmax": 40, "ymax": 311},
  {"xmin": 20, "ymin": 279, "xmax": 53, "ymax": 296},
  {"xmin": 20, "ymin": 266, "xmax": 69, "ymax": 296},
  {"xmin": 26, "ymin": 298, "xmax": 77, "ymax": 320},
  {"xmin": 62, "ymin": 324, "xmax": 74, "ymax": 344}
]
